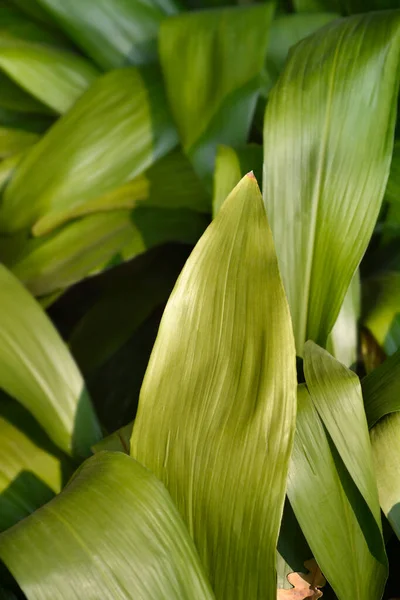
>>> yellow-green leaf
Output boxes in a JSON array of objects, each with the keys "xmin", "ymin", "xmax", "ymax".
[{"xmin": 131, "ymin": 174, "xmax": 297, "ymax": 599}]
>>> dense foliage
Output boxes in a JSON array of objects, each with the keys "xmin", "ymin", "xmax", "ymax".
[{"xmin": 0, "ymin": 0, "xmax": 400, "ymax": 598}]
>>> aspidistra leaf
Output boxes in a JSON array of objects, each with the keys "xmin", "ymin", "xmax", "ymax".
[
  {"xmin": 0, "ymin": 452, "xmax": 214, "ymax": 600},
  {"xmin": 263, "ymin": 11, "xmax": 400, "ymax": 353},
  {"xmin": 0, "ymin": 66, "xmax": 178, "ymax": 235},
  {"xmin": 131, "ymin": 174, "xmax": 297, "ymax": 599},
  {"xmin": 0, "ymin": 265, "xmax": 101, "ymax": 455}
]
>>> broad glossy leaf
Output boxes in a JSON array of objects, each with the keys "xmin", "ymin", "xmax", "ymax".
[
  {"xmin": 0, "ymin": 396, "xmax": 66, "ymax": 532},
  {"xmin": 0, "ymin": 126, "xmax": 37, "ymax": 158},
  {"xmin": 36, "ymin": 0, "xmax": 179, "ymax": 70},
  {"xmin": 0, "ymin": 41, "xmax": 99, "ymax": 114},
  {"xmin": 0, "ymin": 265, "xmax": 101, "ymax": 455},
  {"xmin": 327, "ymin": 270, "xmax": 360, "ymax": 367},
  {"xmin": 213, "ymin": 144, "xmax": 262, "ymax": 216},
  {"xmin": 131, "ymin": 174, "xmax": 297, "ymax": 599},
  {"xmin": 263, "ymin": 11, "xmax": 400, "ymax": 354},
  {"xmin": 8, "ymin": 207, "xmax": 207, "ymax": 296},
  {"xmin": 0, "ymin": 66, "xmax": 178, "ymax": 235},
  {"xmin": 262, "ymin": 12, "xmax": 339, "ymax": 96},
  {"xmin": 160, "ymin": 4, "xmax": 273, "ymax": 183},
  {"xmin": 32, "ymin": 148, "xmax": 209, "ymax": 235},
  {"xmin": 0, "ymin": 452, "xmax": 214, "ymax": 600},
  {"xmin": 363, "ymin": 273, "xmax": 400, "ymax": 356},
  {"xmin": 288, "ymin": 385, "xmax": 387, "ymax": 600}
]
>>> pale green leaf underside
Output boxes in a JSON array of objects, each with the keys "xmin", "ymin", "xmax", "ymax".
[
  {"xmin": 131, "ymin": 174, "xmax": 297, "ymax": 599},
  {"xmin": 0, "ymin": 65, "xmax": 178, "ymax": 234},
  {"xmin": 0, "ymin": 452, "xmax": 214, "ymax": 600},
  {"xmin": 264, "ymin": 11, "xmax": 400, "ymax": 354},
  {"xmin": 0, "ymin": 265, "xmax": 101, "ymax": 455},
  {"xmin": 288, "ymin": 385, "xmax": 387, "ymax": 600}
]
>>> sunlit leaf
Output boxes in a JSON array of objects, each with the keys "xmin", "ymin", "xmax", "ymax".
[
  {"xmin": 327, "ymin": 271, "xmax": 360, "ymax": 367},
  {"xmin": 0, "ymin": 452, "xmax": 214, "ymax": 600},
  {"xmin": 0, "ymin": 265, "xmax": 101, "ymax": 456},
  {"xmin": 0, "ymin": 40, "xmax": 99, "ymax": 114},
  {"xmin": 160, "ymin": 4, "xmax": 273, "ymax": 183},
  {"xmin": 131, "ymin": 174, "xmax": 297, "ymax": 598},
  {"xmin": 36, "ymin": 0, "xmax": 179, "ymax": 70},
  {"xmin": 0, "ymin": 66, "xmax": 178, "ymax": 235},
  {"xmin": 263, "ymin": 11, "xmax": 400, "ymax": 354},
  {"xmin": 213, "ymin": 144, "xmax": 262, "ymax": 216},
  {"xmin": 288, "ymin": 384, "xmax": 387, "ymax": 600},
  {"xmin": 0, "ymin": 395, "xmax": 67, "ymax": 532},
  {"xmin": 0, "ymin": 71, "xmax": 51, "ymax": 114}
]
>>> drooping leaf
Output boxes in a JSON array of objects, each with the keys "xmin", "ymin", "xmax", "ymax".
[
  {"xmin": 0, "ymin": 65, "xmax": 178, "ymax": 235},
  {"xmin": 263, "ymin": 11, "xmax": 400, "ymax": 354},
  {"xmin": 7, "ymin": 207, "xmax": 207, "ymax": 297},
  {"xmin": 288, "ymin": 384, "xmax": 387, "ymax": 600},
  {"xmin": 213, "ymin": 144, "xmax": 262, "ymax": 216},
  {"xmin": 0, "ymin": 452, "xmax": 214, "ymax": 600},
  {"xmin": 327, "ymin": 270, "xmax": 360, "ymax": 367},
  {"xmin": 0, "ymin": 40, "xmax": 100, "ymax": 114},
  {"xmin": 0, "ymin": 395, "xmax": 67, "ymax": 532},
  {"xmin": 262, "ymin": 12, "xmax": 339, "ymax": 97},
  {"xmin": 0, "ymin": 264, "xmax": 101, "ymax": 456},
  {"xmin": 159, "ymin": 4, "xmax": 273, "ymax": 183},
  {"xmin": 36, "ymin": 0, "xmax": 179, "ymax": 70},
  {"xmin": 131, "ymin": 174, "xmax": 297, "ymax": 599}
]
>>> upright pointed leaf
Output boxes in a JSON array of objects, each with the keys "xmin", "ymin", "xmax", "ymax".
[
  {"xmin": 131, "ymin": 174, "xmax": 297, "ymax": 599},
  {"xmin": 160, "ymin": 5, "xmax": 273, "ymax": 183},
  {"xmin": 0, "ymin": 452, "xmax": 214, "ymax": 600},
  {"xmin": 213, "ymin": 144, "xmax": 262, "ymax": 216},
  {"xmin": 263, "ymin": 12, "xmax": 400, "ymax": 353},
  {"xmin": 288, "ymin": 385, "xmax": 387, "ymax": 600},
  {"xmin": 0, "ymin": 265, "xmax": 101, "ymax": 455},
  {"xmin": 0, "ymin": 66, "xmax": 178, "ymax": 235},
  {"xmin": 36, "ymin": 0, "xmax": 179, "ymax": 70}
]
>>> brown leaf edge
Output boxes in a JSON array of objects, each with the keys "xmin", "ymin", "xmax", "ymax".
[{"xmin": 277, "ymin": 559, "xmax": 326, "ymax": 599}]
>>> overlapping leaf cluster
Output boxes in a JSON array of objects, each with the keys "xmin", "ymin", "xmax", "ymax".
[{"xmin": 0, "ymin": 1, "xmax": 400, "ymax": 599}]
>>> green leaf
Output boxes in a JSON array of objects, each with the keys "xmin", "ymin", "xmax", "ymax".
[
  {"xmin": 131, "ymin": 174, "xmax": 297, "ymax": 599},
  {"xmin": 8, "ymin": 0, "xmax": 59, "ymax": 28},
  {"xmin": 263, "ymin": 11, "xmax": 400, "ymax": 354},
  {"xmin": 0, "ymin": 126, "xmax": 38, "ymax": 158},
  {"xmin": 7, "ymin": 207, "xmax": 207, "ymax": 297},
  {"xmin": 293, "ymin": 0, "xmax": 399, "ymax": 11},
  {"xmin": 0, "ymin": 4, "xmax": 68, "ymax": 47},
  {"xmin": 363, "ymin": 273, "xmax": 400, "ymax": 356},
  {"xmin": 0, "ymin": 71, "xmax": 51, "ymax": 114},
  {"xmin": 288, "ymin": 384, "xmax": 387, "ymax": 600},
  {"xmin": 92, "ymin": 422, "xmax": 133, "ymax": 454},
  {"xmin": 212, "ymin": 144, "xmax": 262, "ymax": 216},
  {"xmin": 0, "ymin": 40, "xmax": 100, "ymax": 114},
  {"xmin": 0, "ymin": 264, "xmax": 101, "ymax": 456},
  {"xmin": 36, "ymin": 0, "xmax": 179, "ymax": 70},
  {"xmin": 0, "ymin": 106, "xmax": 54, "ymax": 133},
  {"xmin": 327, "ymin": 270, "xmax": 360, "ymax": 367},
  {"xmin": 362, "ymin": 349, "xmax": 400, "ymax": 428},
  {"xmin": 0, "ymin": 452, "xmax": 214, "ymax": 600},
  {"xmin": 262, "ymin": 12, "xmax": 339, "ymax": 97},
  {"xmin": 0, "ymin": 396, "xmax": 67, "ymax": 532},
  {"xmin": 0, "ymin": 66, "xmax": 178, "ymax": 235},
  {"xmin": 160, "ymin": 4, "xmax": 273, "ymax": 183}
]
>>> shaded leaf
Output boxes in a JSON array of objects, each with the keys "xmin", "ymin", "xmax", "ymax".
[
  {"xmin": 0, "ymin": 126, "xmax": 37, "ymax": 158},
  {"xmin": 0, "ymin": 71, "xmax": 51, "ymax": 114},
  {"xmin": 0, "ymin": 65, "xmax": 178, "ymax": 235},
  {"xmin": 131, "ymin": 174, "xmax": 297, "ymax": 598},
  {"xmin": 213, "ymin": 144, "xmax": 262, "ymax": 216},
  {"xmin": 288, "ymin": 385, "xmax": 387, "ymax": 600},
  {"xmin": 160, "ymin": 4, "xmax": 273, "ymax": 183},
  {"xmin": 263, "ymin": 11, "xmax": 400, "ymax": 353},
  {"xmin": 0, "ymin": 264, "xmax": 101, "ymax": 456},
  {"xmin": 0, "ymin": 452, "xmax": 214, "ymax": 600},
  {"xmin": 36, "ymin": 0, "xmax": 179, "ymax": 70},
  {"xmin": 92, "ymin": 422, "xmax": 133, "ymax": 454},
  {"xmin": 363, "ymin": 273, "xmax": 400, "ymax": 356},
  {"xmin": 327, "ymin": 271, "xmax": 360, "ymax": 367},
  {"xmin": 362, "ymin": 347, "xmax": 400, "ymax": 428}
]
